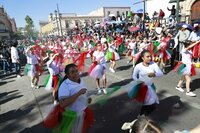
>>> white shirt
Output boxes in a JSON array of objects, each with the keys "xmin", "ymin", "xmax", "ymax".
[
  {"xmin": 132, "ymin": 62, "xmax": 163, "ymax": 105},
  {"xmin": 128, "ymin": 42, "xmax": 136, "ymax": 50},
  {"xmin": 26, "ymin": 53, "xmax": 38, "ymax": 65},
  {"xmin": 132, "ymin": 62, "xmax": 163, "ymax": 86},
  {"xmin": 108, "ymin": 43, "xmax": 116, "ymax": 52},
  {"xmin": 58, "ymin": 79, "xmax": 87, "ymax": 112},
  {"xmin": 188, "ymin": 31, "xmax": 200, "ymax": 42},
  {"xmin": 181, "ymin": 48, "xmax": 192, "ymax": 65},
  {"xmin": 11, "ymin": 46, "xmax": 19, "ymax": 63},
  {"xmin": 93, "ymin": 51, "xmax": 105, "ymax": 64},
  {"xmin": 101, "ymin": 38, "xmax": 107, "ymax": 43},
  {"xmin": 47, "ymin": 60, "xmax": 60, "ymax": 75}
]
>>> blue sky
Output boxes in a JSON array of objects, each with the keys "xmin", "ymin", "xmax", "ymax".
[{"xmin": 1, "ymin": 0, "xmax": 143, "ymax": 30}]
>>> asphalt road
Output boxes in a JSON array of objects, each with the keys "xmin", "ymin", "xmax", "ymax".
[{"xmin": 0, "ymin": 57, "xmax": 200, "ymax": 133}]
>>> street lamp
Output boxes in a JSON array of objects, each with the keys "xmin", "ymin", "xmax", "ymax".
[
  {"xmin": 50, "ymin": 4, "xmax": 63, "ymax": 36},
  {"xmin": 50, "ymin": 11, "xmax": 60, "ymax": 36}
]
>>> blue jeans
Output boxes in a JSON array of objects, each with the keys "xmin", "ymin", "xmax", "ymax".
[
  {"xmin": 3, "ymin": 60, "xmax": 12, "ymax": 73},
  {"xmin": 13, "ymin": 63, "xmax": 21, "ymax": 75}
]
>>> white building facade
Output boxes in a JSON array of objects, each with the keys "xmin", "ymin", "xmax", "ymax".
[{"xmin": 40, "ymin": 7, "xmax": 131, "ymax": 36}]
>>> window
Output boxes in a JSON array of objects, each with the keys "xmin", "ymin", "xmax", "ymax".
[
  {"xmin": 126, "ymin": 11, "xmax": 128, "ymax": 16},
  {"xmin": 117, "ymin": 11, "xmax": 120, "ymax": 17},
  {"xmin": 108, "ymin": 11, "xmax": 110, "ymax": 15},
  {"xmin": 65, "ymin": 20, "xmax": 69, "ymax": 28}
]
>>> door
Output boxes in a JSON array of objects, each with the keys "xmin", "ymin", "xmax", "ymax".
[{"xmin": 191, "ymin": 0, "xmax": 200, "ymax": 20}]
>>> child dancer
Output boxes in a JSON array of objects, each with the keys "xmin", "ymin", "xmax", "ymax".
[
  {"xmin": 127, "ymin": 39, "xmax": 137, "ymax": 67},
  {"xmin": 45, "ymin": 52, "xmax": 62, "ymax": 105},
  {"xmin": 25, "ymin": 46, "xmax": 41, "ymax": 89},
  {"xmin": 130, "ymin": 50, "xmax": 163, "ymax": 116},
  {"xmin": 174, "ymin": 41, "xmax": 200, "ymax": 97},
  {"xmin": 88, "ymin": 43, "xmax": 107, "ymax": 94},
  {"xmin": 106, "ymin": 40, "xmax": 120, "ymax": 73}
]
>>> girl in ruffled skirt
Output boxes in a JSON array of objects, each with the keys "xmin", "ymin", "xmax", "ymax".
[
  {"xmin": 130, "ymin": 50, "xmax": 163, "ymax": 116},
  {"xmin": 88, "ymin": 43, "xmax": 107, "ymax": 94},
  {"xmin": 174, "ymin": 41, "xmax": 200, "ymax": 97}
]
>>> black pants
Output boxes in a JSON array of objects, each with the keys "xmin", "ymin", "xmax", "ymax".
[{"xmin": 140, "ymin": 103, "xmax": 157, "ymax": 116}]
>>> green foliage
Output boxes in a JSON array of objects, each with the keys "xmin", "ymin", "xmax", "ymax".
[{"xmin": 25, "ymin": 15, "xmax": 34, "ymax": 38}]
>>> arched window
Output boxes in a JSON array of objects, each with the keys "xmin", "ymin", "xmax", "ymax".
[{"xmin": 0, "ymin": 22, "xmax": 6, "ymax": 32}]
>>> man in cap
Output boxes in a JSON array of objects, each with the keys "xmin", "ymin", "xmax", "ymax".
[{"xmin": 174, "ymin": 24, "xmax": 191, "ymax": 60}]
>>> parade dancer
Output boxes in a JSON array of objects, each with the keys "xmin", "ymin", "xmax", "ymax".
[
  {"xmin": 45, "ymin": 52, "xmax": 62, "ymax": 105},
  {"xmin": 58, "ymin": 64, "xmax": 94, "ymax": 133},
  {"xmin": 126, "ymin": 39, "xmax": 137, "ymax": 68},
  {"xmin": 24, "ymin": 46, "xmax": 41, "ymax": 89},
  {"xmin": 130, "ymin": 50, "xmax": 163, "ymax": 116},
  {"xmin": 174, "ymin": 41, "xmax": 200, "ymax": 97},
  {"xmin": 88, "ymin": 43, "xmax": 107, "ymax": 95},
  {"xmin": 106, "ymin": 40, "xmax": 120, "ymax": 73}
]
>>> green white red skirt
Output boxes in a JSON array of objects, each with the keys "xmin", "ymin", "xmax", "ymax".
[{"xmin": 174, "ymin": 62, "xmax": 196, "ymax": 76}]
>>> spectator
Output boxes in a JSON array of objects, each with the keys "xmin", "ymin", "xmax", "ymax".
[
  {"xmin": 167, "ymin": 5, "xmax": 176, "ymax": 17},
  {"xmin": 11, "ymin": 41, "xmax": 21, "ymax": 78},
  {"xmin": 159, "ymin": 9, "xmax": 165, "ymax": 19},
  {"xmin": 174, "ymin": 24, "xmax": 191, "ymax": 60},
  {"xmin": 1, "ymin": 45, "xmax": 12, "ymax": 75}
]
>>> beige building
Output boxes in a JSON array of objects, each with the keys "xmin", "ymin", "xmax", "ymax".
[
  {"xmin": 39, "ymin": 7, "xmax": 131, "ymax": 36},
  {"xmin": 0, "ymin": 6, "xmax": 17, "ymax": 40}
]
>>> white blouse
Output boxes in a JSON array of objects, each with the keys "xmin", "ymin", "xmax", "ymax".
[{"xmin": 58, "ymin": 79, "xmax": 87, "ymax": 112}]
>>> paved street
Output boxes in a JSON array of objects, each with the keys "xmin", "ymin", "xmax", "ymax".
[{"xmin": 1, "ymin": 57, "xmax": 200, "ymax": 133}]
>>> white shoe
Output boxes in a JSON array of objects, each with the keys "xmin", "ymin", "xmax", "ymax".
[
  {"xmin": 35, "ymin": 85, "xmax": 39, "ymax": 89},
  {"xmin": 17, "ymin": 75, "xmax": 21, "ymax": 78},
  {"xmin": 186, "ymin": 92, "xmax": 196, "ymax": 97},
  {"xmin": 31, "ymin": 83, "xmax": 35, "ymax": 88},
  {"xmin": 53, "ymin": 101, "xmax": 57, "ymax": 105},
  {"xmin": 102, "ymin": 88, "xmax": 107, "ymax": 94},
  {"xmin": 175, "ymin": 86, "xmax": 184, "ymax": 92},
  {"xmin": 97, "ymin": 89, "xmax": 102, "ymax": 95},
  {"xmin": 110, "ymin": 68, "xmax": 115, "ymax": 73}
]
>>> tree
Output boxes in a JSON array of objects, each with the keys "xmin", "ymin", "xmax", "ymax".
[{"xmin": 25, "ymin": 15, "xmax": 34, "ymax": 39}]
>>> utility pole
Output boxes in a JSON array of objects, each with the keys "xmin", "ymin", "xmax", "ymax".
[
  {"xmin": 176, "ymin": 0, "xmax": 180, "ymax": 23},
  {"xmin": 57, "ymin": 3, "xmax": 63, "ymax": 37},
  {"xmin": 143, "ymin": 0, "xmax": 146, "ymax": 31}
]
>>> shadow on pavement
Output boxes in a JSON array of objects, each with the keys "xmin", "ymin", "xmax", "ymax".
[
  {"xmin": 151, "ymin": 95, "xmax": 187, "ymax": 122},
  {"xmin": 0, "ymin": 90, "xmax": 19, "ymax": 98},
  {"xmin": 87, "ymin": 90, "xmax": 98, "ymax": 97},
  {"xmin": 108, "ymin": 78, "xmax": 132, "ymax": 88},
  {"xmin": 2, "ymin": 75, "xmax": 18, "ymax": 80},
  {"xmin": 0, "ymin": 94, "xmax": 23, "ymax": 105},
  {"xmin": 0, "ymin": 107, "xmax": 33, "ymax": 124},
  {"xmin": 190, "ymin": 78, "xmax": 200, "ymax": 91},
  {"xmin": 19, "ymin": 122, "xmax": 51, "ymax": 133},
  {"xmin": 88, "ymin": 91, "xmax": 189, "ymax": 133},
  {"xmin": 0, "ymin": 80, "xmax": 15, "ymax": 85},
  {"xmin": 116, "ymin": 64, "xmax": 133, "ymax": 71},
  {"xmin": 89, "ymin": 93, "xmax": 140, "ymax": 133}
]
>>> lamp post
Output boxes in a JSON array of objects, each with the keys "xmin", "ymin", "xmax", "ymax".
[
  {"xmin": 56, "ymin": 3, "xmax": 63, "ymax": 36},
  {"xmin": 50, "ymin": 4, "xmax": 63, "ymax": 36},
  {"xmin": 50, "ymin": 11, "xmax": 60, "ymax": 36},
  {"xmin": 176, "ymin": 0, "xmax": 180, "ymax": 23}
]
